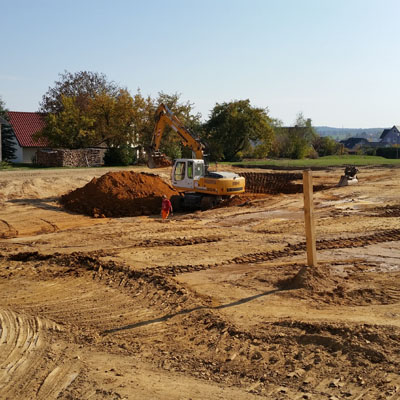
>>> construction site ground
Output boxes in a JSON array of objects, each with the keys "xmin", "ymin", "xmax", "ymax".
[{"xmin": 0, "ymin": 165, "xmax": 400, "ymax": 400}]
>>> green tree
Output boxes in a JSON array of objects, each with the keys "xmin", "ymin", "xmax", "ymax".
[
  {"xmin": 0, "ymin": 97, "xmax": 17, "ymax": 162},
  {"xmin": 88, "ymin": 89, "xmax": 136, "ymax": 147},
  {"xmin": 39, "ymin": 70, "xmax": 119, "ymax": 114},
  {"xmin": 312, "ymin": 135, "xmax": 341, "ymax": 156},
  {"xmin": 277, "ymin": 113, "xmax": 316, "ymax": 159},
  {"xmin": 36, "ymin": 95, "xmax": 96, "ymax": 148},
  {"xmin": 36, "ymin": 71, "xmax": 136, "ymax": 149},
  {"xmin": 203, "ymin": 99, "xmax": 274, "ymax": 161},
  {"xmin": 130, "ymin": 90, "xmax": 156, "ymax": 160}
]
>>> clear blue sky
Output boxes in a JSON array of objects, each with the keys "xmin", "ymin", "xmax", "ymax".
[{"xmin": 1, "ymin": 0, "xmax": 399, "ymax": 128}]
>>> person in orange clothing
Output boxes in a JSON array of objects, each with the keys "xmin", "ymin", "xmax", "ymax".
[{"xmin": 161, "ymin": 195, "xmax": 173, "ymax": 220}]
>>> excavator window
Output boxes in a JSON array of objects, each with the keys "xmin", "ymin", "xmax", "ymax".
[
  {"xmin": 187, "ymin": 161, "xmax": 193, "ymax": 179},
  {"xmin": 174, "ymin": 161, "xmax": 185, "ymax": 181},
  {"xmin": 194, "ymin": 163, "xmax": 204, "ymax": 177}
]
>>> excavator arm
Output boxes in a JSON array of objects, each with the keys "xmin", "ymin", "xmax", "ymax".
[{"xmin": 147, "ymin": 104, "xmax": 205, "ymax": 168}]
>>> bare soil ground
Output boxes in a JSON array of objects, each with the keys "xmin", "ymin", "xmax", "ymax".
[{"xmin": 1, "ymin": 165, "xmax": 400, "ymax": 400}]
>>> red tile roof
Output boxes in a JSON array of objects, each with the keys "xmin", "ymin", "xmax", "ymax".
[{"xmin": 7, "ymin": 111, "xmax": 49, "ymax": 147}]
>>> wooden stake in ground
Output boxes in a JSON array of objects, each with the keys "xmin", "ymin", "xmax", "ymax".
[
  {"xmin": 303, "ymin": 170, "xmax": 317, "ymax": 267},
  {"xmin": 0, "ymin": 122, "xmax": 2, "ymax": 162}
]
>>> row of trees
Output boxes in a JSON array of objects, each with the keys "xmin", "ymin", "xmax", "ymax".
[{"xmin": 2, "ymin": 71, "xmax": 341, "ymax": 164}]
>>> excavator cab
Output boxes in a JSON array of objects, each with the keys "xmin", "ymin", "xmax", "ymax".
[{"xmin": 172, "ymin": 159, "xmax": 205, "ymax": 190}]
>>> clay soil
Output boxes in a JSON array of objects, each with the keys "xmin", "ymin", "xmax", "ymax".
[{"xmin": 1, "ymin": 165, "xmax": 400, "ymax": 400}]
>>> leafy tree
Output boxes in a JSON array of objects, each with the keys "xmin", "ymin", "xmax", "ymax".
[
  {"xmin": 286, "ymin": 113, "xmax": 316, "ymax": 159},
  {"xmin": 36, "ymin": 95, "xmax": 96, "ymax": 148},
  {"xmin": 36, "ymin": 71, "xmax": 136, "ymax": 148},
  {"xmin": 273, "ymin": 113, "xmax": 316, "ymax": 159},
  {"xmin": 88, "ymin": 89, "xmax": 136, "ymax": 147},
  {"xmin": 312, "ymin": 135, "xmax": 341, "ymax": 157},
  {"xmin": 104, "ymin": 144, "xmax": 137, "ymax": 166},
  {"xmin": 39, "ymin": 70, "xmax": 119, "ymax": 114},
  {"xmin": 130, "ymin": 90, "xmax": 156, "ymax": 160},
  {"xmin": 0, "ymin": 96, "xmax": 17, "ymax": 162},
  {"xmin": 203, "ymin": 99, "xmax": 274, "ymax": 161}
]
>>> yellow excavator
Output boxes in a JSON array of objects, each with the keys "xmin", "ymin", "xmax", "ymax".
[{"xmin": 147, "ymin": 104, "xmax": 245, "ymax": 209}]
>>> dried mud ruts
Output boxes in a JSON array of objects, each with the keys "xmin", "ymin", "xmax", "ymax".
[
  {"xmin": 372, "ymin": 204, "xmax": 400, "ymax": 217},
  {"xmin": 131, "ymin": 236, "xmax": 221, "ymax": 248},
  {"xmin": 7, "ymin": 250, "xmax": 207, "ymax": 307},
  {"xmin": 239, "ymin": 172, "xmax": 327, "ymax": 194},
  {"xmin": 230, "ymin": 228, "xmax": 400, "ymax": 265},
  {"xmin": 4, "ymin": 228, "xmax": 400, "ymax": 279},
  {"xmin": 148, "ymin": 228, "xmax": 400, "ymax": 276}
]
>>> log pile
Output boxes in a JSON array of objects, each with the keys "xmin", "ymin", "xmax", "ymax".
[{"xmin": 36, "ymin": 149, "xmax": 106, "ymax": 167}]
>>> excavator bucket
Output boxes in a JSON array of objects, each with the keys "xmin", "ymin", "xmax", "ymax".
[{"xmin": 147, "ymin": 151, "xmax": 172, "ymax": 169}]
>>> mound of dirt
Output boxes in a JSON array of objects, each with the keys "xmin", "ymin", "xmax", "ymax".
[
  {"xmin": 60, "ymin": 171, "xmax": 180, "ymax": 218},
  {"xmin": 280, "ymin": 264, "xmax": 339, "ymax": 291}
]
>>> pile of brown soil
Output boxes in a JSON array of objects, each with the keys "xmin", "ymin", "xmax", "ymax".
[
  {"xmin": 280, "ymin": 264, "xmax": 339, "ymax": 291},
  {"xmin": 60, "ymin": 171, "xmax": 180, "ymax": 218}
]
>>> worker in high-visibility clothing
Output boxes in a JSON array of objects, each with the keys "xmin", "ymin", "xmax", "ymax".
[{"xmin": 161, "ymin": 195, "xmax": 173, "ymax": 220}]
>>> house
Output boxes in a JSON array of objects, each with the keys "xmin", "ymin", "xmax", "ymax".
[
  {"xmin": 7, "ymin": 111, "xmax": 49, "ymax": 163},
  {"xmin": 340, "ymin": 137, "xmax": 370, "ymax": 152},
  {"xmin": 380, "ymin": 125, "xmax": 400, "ymax": 145}
]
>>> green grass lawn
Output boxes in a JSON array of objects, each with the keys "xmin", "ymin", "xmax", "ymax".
[
  {"xmin": 2, "ymin": 155, "xmax": 400, "ymax": 171},
  {"xmin": 0, "ymin": 163, "xmax": 142, "ymax": 171},
  {"xmin": 231, "ymin": 155, "xmax": 400, "ymax": 168}
]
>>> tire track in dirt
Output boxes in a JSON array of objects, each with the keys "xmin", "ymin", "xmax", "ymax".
[
  {"xmin": 3, "ymin": 228, "xmax": 400, "ymax": 279},
  {"xmin": 371, "ymin": 204, "xmax": 400, "ymax": 218},
  {"xmin": 0, "ymin": 219, "xmax": 18, "ymax": 239},
  {"xmin": 111, "ymin": 236, "xmax": 222, "ymax": 251},
  {"xmin": 36, "ymin": 260, "xmax": 399, "ymax": 399},
  {"xmin": 0, "ymin": 309, "xmax": 73, "ymax": 400},
  {"xmin": 39, "ymin": 218, "xmax": 60, "ymax": 233},
  {"xmin": 36, "ymin": 365, "xmax": 79, "ymax": 399},
  {"xmin": 147, "ymin": 228, "xmax": 400, "ymax": 276},
  {"xmin": 1, "ymin": 251, "xmax": 400, "ymax": 398}
]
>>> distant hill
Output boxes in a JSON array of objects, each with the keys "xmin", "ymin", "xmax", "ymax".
[{"xmin": 315, "ymin": 126, "xmax": 385, "ymax": 141}]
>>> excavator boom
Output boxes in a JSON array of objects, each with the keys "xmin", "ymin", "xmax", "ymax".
[{"xmin": 147, "ymin": 104, "xmax": 205, "ymax": 168}]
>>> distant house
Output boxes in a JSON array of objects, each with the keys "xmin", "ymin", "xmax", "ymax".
[
  {"xmin": 340, "ymin": 137, "xmax": 370, "ymax": 151},
  {"xmin": 380, "ymin": 125, "xmax": 400, "ymax": 145},
  {"xmin": 7, "ymin": 111, "xmax": 49, "ymax": 163}
]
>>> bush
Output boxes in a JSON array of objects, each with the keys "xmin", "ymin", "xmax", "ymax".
[
  {"xmin": 307, "ymin": 147, "xmax": 319, "ymax": 159},
  {"xmin": 364, "ymin": 148, "xmax": 377, "ymax": 156},
  {"xmin": 104, "ymin": 145, "xmax": 137, "ymax": 166},
  {"xmin": 0, "ymin": 160, "xmax": 11, "ymax": 169},
  {"xmin": 376, "ymin": 147, "xmax": 400, "ymax": 159}
]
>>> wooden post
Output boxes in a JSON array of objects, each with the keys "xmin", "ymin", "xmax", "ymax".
[
  {"xmin": 303, "ymin": 170, "xmax": 317, "ymax": 267},
  {"xmin": 0, "ymin": 122, "xmax": 2, "ymax": 162}
]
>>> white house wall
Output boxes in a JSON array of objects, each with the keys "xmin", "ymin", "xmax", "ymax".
[
  {"xmin": 10, "ymin": 135, "xmax": 39, "ymax": 164},
  {"xmin": 11, "ymin": 135, "xmax": 24, "ymax": 163},
  {"xmin": 22, "ymin": 148, "xmax": 38, "ymax": 163}
]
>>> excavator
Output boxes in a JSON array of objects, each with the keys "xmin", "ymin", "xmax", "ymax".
[{"xmin": 147, "ymin": 103, "xmax": 245, "ymax": 209}]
